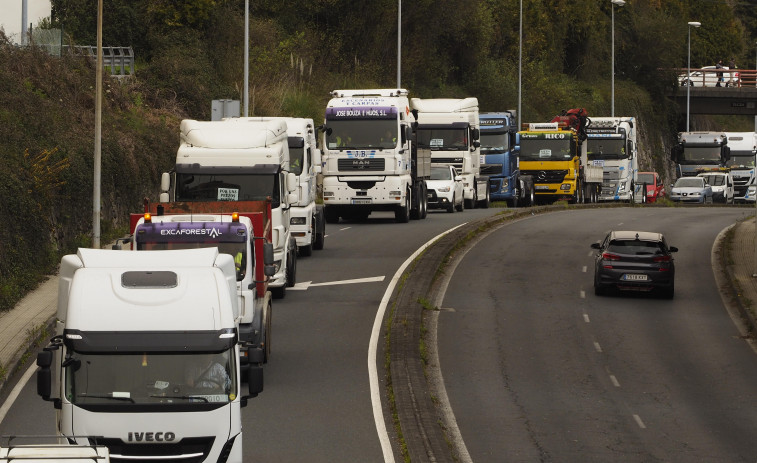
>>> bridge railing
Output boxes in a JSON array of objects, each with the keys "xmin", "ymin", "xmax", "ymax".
[
  {"xmin": 672, "ymin": 67, "xmax": 757, "ymax": 88},
  {"xmin": 63, "ymin": 45, "xmax": 135, "ymax": 80}
]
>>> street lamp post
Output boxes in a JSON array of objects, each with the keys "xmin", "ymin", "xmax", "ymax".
[
  {"xmin": 686, "ymin": 21, "xmax": 701, "ymax": 132},
  {"xmin": 611, "ymin": 0, "xmax": 625, "ymax": 118},
  {"xmin": 518, "ymin": 0, "xmax": 522, "ymax": 128}
]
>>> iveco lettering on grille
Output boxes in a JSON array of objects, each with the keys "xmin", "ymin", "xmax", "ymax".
[{"xmin": 128, "ymin": 431, "xmax": 177, "ymax": 442}]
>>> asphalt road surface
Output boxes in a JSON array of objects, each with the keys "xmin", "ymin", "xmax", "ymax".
[{"xmin": 438, "ymin": 207, "xmax": 757, "ymax": 462}]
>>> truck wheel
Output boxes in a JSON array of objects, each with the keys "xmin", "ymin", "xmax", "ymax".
[
  {"xmin": 286, "ymin": 246, "xmax": 296, "ymax": 288},
  {"xmin": 325, "ymin": 207, "xmax": 340, "ymax": 224},
  {"xmin": 313, "ymin": 209, "xmax": 325, "ymax": 250},
  {"xmin": 465, "ymin": 191, "xmax": 475, "ymax": 210},
  {"xmin": 523, "ymin": 180, "xmax": 534, "ymax": 206},
  {"xmin": 478, "ymin": 188, "xmax": 490, "ymax": 209},
  {"xmin": 395, "ymin": 192, "xmax": 410, "ymax": 223},
  {"xmin": 410, "ymin": 184, "xmax": 420, "ymax": 220},
  {"xmin": 272, "ymin": 286, "xmax": 285, "ymax": 299},
  {"xmin": 420, "ymin": 184, "xmax": 428, "ymax": 219},
  {"xmin": 300, "ymin": 220, "xmax": 314, "ymax": 257}
]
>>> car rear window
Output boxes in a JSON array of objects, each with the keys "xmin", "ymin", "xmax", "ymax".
[{"xmin": 608, "ymin": 239, "xmax": 665, "ymax": 255}]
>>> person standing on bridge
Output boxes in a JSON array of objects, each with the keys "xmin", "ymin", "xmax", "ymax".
[
  {"xmin": 727, "ymin": 58, "xmax": 736, "ymax": 87},
  {"xmin": 716, "ymin": 60, "xmax": 724, "ymax": 87}
]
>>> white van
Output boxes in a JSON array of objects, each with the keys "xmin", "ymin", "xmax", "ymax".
[{"xmin": 697, "ymin": 171, "xmax": 734, "ymax": 203}]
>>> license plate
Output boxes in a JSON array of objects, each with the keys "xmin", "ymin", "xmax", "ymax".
[
  {"xmin": 622, "ymin": 274, "xmax": 648, "ymax": 281},
  {"xmin": 535, "ymin": 185, "xmax": 549, "ymax": 190},
  {"xmin": 352, "ymin": 198, "xmax": 372, "ymax": 204}
]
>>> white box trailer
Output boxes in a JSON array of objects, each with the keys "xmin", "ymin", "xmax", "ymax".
[{"xmin": 36, "ymin": 248, "xmax": 263, "ymax": 463}]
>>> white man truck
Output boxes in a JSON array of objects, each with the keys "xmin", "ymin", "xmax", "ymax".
[
  {"xmin": 724, "ymin": 132, "xmax": 757, "ymax": 202},
  {"xmin": 233, "ymin": 117, "xmax": 325, "ymax": 256},
  {"xmin": 411, "ymin": 97, "xmax": 490, "ymax": 209},
  {"xmin": 321, "ymin": 88, "xmax": 430, "ymax": 223},
  {"xmin": 126, "ymin": 200, "xmax": 275, "ymax": 367},
  {"xmin": 517, "ymin": 109, "xmax": 602, "ymax": 203},
  {"xmin": 585, "ymin": 117, "xmax": 638, "ymax": 202},
  {"xmin": 671, "ymin": 131, "xmax": 730, "ymax": 179},
  {"xmin": 159, "ymin": 118, "xmax": 298, "ymax": 298},
  {"xmin": 36, "ymin": 248, "xmax": 263, "ymax": 463}
]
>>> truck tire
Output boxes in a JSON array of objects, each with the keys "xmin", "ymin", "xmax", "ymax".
[
  {"xmin": 410, "ymin": 184, "xmax": 420, "ymax": 220},
  {"xmin": 465, "ymin": 191, "xmax": 475, "ymax": 210},
  {"xmin": 299, "ymin": 218, "xmax": 314, "ymax": 257},
  {"xmin": 272, "ymin": 286, "xmax": 285, "ymax": 299},
  {"xmin": 313, "ymin": 207, "xmax": 325, "ymax": 250},
  {"xmin": 325, "ymin": 206, "xmax": 340, "ymax": 224},
  {"xmin": 395, "ymin": 192, "xmax": 410, "ymax": 223},
  {"xmin": 477, "ymin": 187, "xmax": 490, "ymax": 209},
  {"xmin": 286, "ymin": 245, "xmax": 297, "ymax": 288},
  {"xmin": 420, "ymin": 183, "xmax": 428, "ymax": 219},
  {"xmin": 262, "ymin": 300, "xmax": 272, "ymax": 364},
  {"xmin": 522, "ymin": 179, "xmax": 534, "ymax": 206}
]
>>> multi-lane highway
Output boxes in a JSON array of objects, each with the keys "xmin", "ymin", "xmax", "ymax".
[{"xmin": 1, "ymin": 206, "xmax": 755, "ymax": 462}]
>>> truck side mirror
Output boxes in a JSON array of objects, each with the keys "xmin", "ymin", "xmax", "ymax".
[
  {"xmin": 723, "ymin": 146, "xmax": 731, "ymax": 162},
  {"xmin": 671, "ymin": 145, "xmax": 682, "ymax": 162},
  {"xmin": 36, "ymin": 350, "xmax": 53, "ymax": 400},
  {"xmin": 471, "ymin": 128, "xmax": 480, "ymax": 141},
  {"xmin": 263, "ymin": 242, "xmax": 276, "ymax": 277},
  {"xmin": 247, "ymin": 365, "xmax": 263, "ymax": 397},
  {"xmin": 160, "ymin": 172, "xmax": 171, "ymax": 192},
  {"xmin": 286, "ymin": 172, "xmax": 297, "ymax": 193}
]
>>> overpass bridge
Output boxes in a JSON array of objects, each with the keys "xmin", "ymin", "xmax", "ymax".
[{"xmin": 668, "ymin": 68, "xmax": 757, "ymax": 116}]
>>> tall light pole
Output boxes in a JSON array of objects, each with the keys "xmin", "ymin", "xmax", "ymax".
[
  {"xmin": 686, "ymin": 21, "xmax": 701, "ymax": 132},
  {"xmin": 243, "ymin": 0, "xmax": 249, "ymax": 117},
  {"xmin": 397, "ymin": 0, "xmax": 401, "ymax": 88},
  {"xmin": 610, "ymin": 0, "xmax": 625, "ymax": 117},
  {"xmin": 517, "ymin": 0, "xmax": 522, "ymax": 129},
  {"xmin": 93, "ymin": 0, "xmax": 103, "ymax": 248}
]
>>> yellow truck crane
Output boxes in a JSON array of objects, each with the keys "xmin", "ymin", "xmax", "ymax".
[{"xmin": 517, "ymin": 109, "xmax": 602, "ymax": 204}]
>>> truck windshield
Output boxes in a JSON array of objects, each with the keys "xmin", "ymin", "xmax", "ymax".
[
  {"xmin": 175, "ymin": 173, "xmax": 280, "ymax": 208},
  {"xmin": 518, "ymin": 139, "xmax": 574, "ymax": 161},
  {"xmin": 137, "ymin": 242, "xmax": 247, "ymax": 281},
  {"xmin": 680, "ymin": 147, "xmax": 722, "ymax": 165},
  {"xmin": 416, "ymin": 128, "xmax": 468, "ymax": 151},
  {"xmin": 64, "ymin": 349, "xmax": 237, "ymax": 407},
  {"xmin": 480, "ymin": 132, "xmax": 509, "ymax": 154},
  {"xmin": 289, "ymin": 146, "xmax": 304, "ymax": 175},
  {"xmin": 587, "ymin": 139, "xmax": 627, "ymax": 160},
  {"xmin": 325, "ymin": 120, "xmax": 397, "ymax": 150},
  {"xmin": 727, "ymin": 153, "xmax": 756, "ymax": 168}
]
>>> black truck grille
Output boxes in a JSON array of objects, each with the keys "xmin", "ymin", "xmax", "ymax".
[
  {"xmin": 480, "ymin": 164, "xmax": 502, "ymax": 176},
  {"xmin": 520, "ymin": 169, "xmax": 569, "ymax": 184},
  {"xmin": 338, "ymin": 158, "xmax": 385, "ymax": 171}
]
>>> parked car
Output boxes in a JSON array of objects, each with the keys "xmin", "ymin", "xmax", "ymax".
[
  {"xmin": 427, "ymin": 165, "xmax": 464, "ymax": 213},
  {"xmin": 637, "ymin": 171, "xmax": 665, "ymax": 203},
  {"xmin": 670, "ymin": 176, "xmax": 713, "ymax": 204},
  {"xmin": 678, "ymin": 65, "xmax": 737, "ymax": 87},
  {"xmin": 592, "ymin": 230, "xmax": 677, "ymax": 298},
  {"xmin": 697, "ymin": 171, "xmax": 734, "ymax": 203}
]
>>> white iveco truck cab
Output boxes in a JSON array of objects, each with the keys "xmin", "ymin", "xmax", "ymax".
[
  {"xmin": 321, "ymin": 89, "xmax": 430, "ymax": 223},
  {"xmin": 160, "ymin": 118, "xmax": 298, "ymax": 298},
  {"xmin": 410, "ymin": 97, "xmax": 489, "ymax": 209},
  {"xmin": 585, "ymin": 117, "xmax": 638, "ymax": 202},
  {"xmin": 36, "ymin": 248, "xmax": 263, "ymax": 463}
]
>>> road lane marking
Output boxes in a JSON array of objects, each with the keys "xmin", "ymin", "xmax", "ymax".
[
  {"xmin": 290, "ymin": 276, "xmax": 385, "ymax": 290},
  {"xmin": 582, "ymin": 265, "xmax": 587, "ymax": 273},
  {"xmin": 633, "ymin": 414, "xmax": 647, "ymax": 429},
  {"xmin": 610, "ymin": 375, "xmax": 620, "ymax": 387},
  {"xmin": 340, "ymin": 227, "xmax": 352, "ymax": 231},
  {"xmin": 583, "ymin": 314, "xmax": 590, "ymax": 323},
  {"xmin": 369, "ymin": 222, "xmax": 469, "ymax": 463},
  {"xmin": 0, "ymin": 362, "xmax": 37, "ymax": 425},
  {"xmin": 580, "ymin": 290, "xmax": 586, "ymax": 299},
  {"xmin": 594, "ymin": 341, "xmax": 603, "ymax": 352}
]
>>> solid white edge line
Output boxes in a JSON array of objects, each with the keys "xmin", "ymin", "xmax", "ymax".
[
  {"xmin": 0, "ymin": 361, "xmax": 37, "ymax": 424},
  {"xmin": 369, "ymin": 222, "xmax": 468, "ymax": 463}
]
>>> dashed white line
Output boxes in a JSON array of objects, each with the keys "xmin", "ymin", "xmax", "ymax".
[
  {"xmin": 580, "ymin": 290, "xmax": 586, "ymax": 299},
  {"xmin": 609, "ymin": 375, "xmax": 620, "ymax": 387},
  {"xmin": 583, "ymin": 313, "xmax": 590, "ymax": 323},
  {"xmin": 594, "ymin": 341, "xmax": 603, "ymax": 353},
  {"xmin": 582, "ymin": 265, "xmax": 587, "ymax": 273},
  {"xmin": 340, "ymin": 226, "xmax": 352, "ymax": 231},
  {"xmin": 633, "ymin": 414, "xmax": 647, "ymax": 429}
]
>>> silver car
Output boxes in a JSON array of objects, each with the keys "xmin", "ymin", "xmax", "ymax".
[{"xmin": 670, "ymin": 177, "xmax": 713, "ymax": 204}]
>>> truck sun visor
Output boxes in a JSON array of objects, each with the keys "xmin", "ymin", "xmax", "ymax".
[{"xmin": 175, "ymin": 164, "xmax": 280, "ymax": 175}]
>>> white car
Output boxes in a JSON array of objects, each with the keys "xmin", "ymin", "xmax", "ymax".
[
  {"xmin": 679, "ymin": 66, "xmax": 738, "ymax": 87},
  {"xmin": 427, "ymin": 165, "xmax": 464, "ymax": 213},
  {"xmin": 697, "ymin": 171, "xmax": 734, "ymax": 203}
]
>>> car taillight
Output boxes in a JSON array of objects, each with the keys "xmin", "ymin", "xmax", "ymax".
[
  {"xmin": 653, "ymin": 255, "xmax": 671, "ymax": 262},
  {"xmin": 602, "ymin": 252, "xmax": 621, "ymax": 261}
]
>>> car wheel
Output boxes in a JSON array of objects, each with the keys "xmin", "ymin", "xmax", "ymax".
[
  {"xmin": 705, "ymin": 195, "xmax": 713, "ymax": 204},
  {"xmin": 456, "ymin": 195, "xmax": 464, "ymax": 212},
  {"xmin": 447, "ymin": 196, "xmax": 455, "ymax": 213}
]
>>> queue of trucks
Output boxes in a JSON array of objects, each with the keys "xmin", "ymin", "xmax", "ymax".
[{"xmin": 27, "ymin": 85, "xmax": 757, "ymax": 460}]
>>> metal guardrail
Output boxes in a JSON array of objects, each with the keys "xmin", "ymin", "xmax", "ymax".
[
  {"xmin": 673, "ymin": 67, "xmax": 757, "ymax": 88},
  {"xmin": 65, "ymin": 46, "xmax": 135, "ymax": 79}
]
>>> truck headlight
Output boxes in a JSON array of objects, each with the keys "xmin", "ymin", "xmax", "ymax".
[
  {"xmin": 501, "ymin": 179, "xmax": 509, "ymax": 189},
  {"xmin": 290, "ymin": 217, "xmax": 306, "ymax": 225},
  {"xmin": 560, "ymin": 184, "xmax": 571, "ymax": 191},
  {"xmin": 437, "ymin": 186, "xmax": 451, "ymax": 192}
]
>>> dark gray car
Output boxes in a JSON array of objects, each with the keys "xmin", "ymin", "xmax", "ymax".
[{"xmin": 592, "ymin": 230, "xmax": 677, "ymax": 298}]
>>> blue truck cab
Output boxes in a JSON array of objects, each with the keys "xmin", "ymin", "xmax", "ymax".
[{"xmin": 480, "ymin": 112, "xmax": 517, "ymax": 204}]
